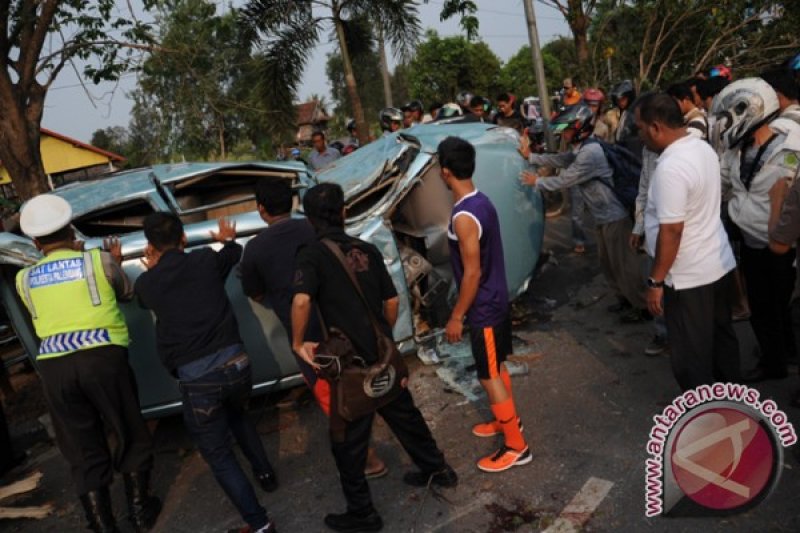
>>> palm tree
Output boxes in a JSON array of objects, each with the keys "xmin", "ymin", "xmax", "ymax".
[{"xmin": 240, "ymin": 0, "xmax": 421, "ymax": 146}]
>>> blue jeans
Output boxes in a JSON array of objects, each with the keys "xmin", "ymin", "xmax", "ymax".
[{"xmin": 180, "ymin": 357, "xmax": 272, "ymax": 529}]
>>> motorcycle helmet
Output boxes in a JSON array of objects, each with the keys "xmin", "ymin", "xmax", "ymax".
[
  {"xmin": 549, "ymin": 103, "xmax": 596, "ymax": 142},
  {"xmin": 402, "ymin": 100, "xmax": 424, "ymax": 113},
  {"xmin": 582, "ymin": 88, "xmax": 606, "ymax": 106},
  {"xmin": 611, "ymin": 80, "xmax": 636, "ymax": 108},
  {"xmin": 379, "ymin": 107, "xmax": 403, "ymax": 131},
  {"xmin": 456, "ymin": 91, "xmax": 473, "ymax": 110},
  {"xmin": 437, "ymin": 102, "xmax": 463, "ymax": 119},
  {"xmin": 709, "ymin": 77, "xmax": 780, "ymax": 149}
]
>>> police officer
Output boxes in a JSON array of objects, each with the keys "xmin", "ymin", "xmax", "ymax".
[{"xmin": 15, "ymin": 194, "xmax": 160, "ymax": 533}]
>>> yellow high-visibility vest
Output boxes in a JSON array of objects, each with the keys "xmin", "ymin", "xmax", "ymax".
[{"xmin": 15, "ymin": 248, "xmax": 129, "ymax": 359}]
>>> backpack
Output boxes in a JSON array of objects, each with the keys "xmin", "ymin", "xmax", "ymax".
[{"xmin": 583, "ymin": 137, "xmax": 642, "ymax": 213}]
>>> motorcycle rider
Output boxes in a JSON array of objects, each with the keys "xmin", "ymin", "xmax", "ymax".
[
  {"xmin": 379, "ymin": 107, "xmax": 404, "ymax": 136},
  {"xmin": 712, "ymin": 78, "xmax": 800, "ymax": 382}
]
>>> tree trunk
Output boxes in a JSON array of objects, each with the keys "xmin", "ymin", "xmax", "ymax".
[
  {"xmin": 334, "ymin": 15, "xmax": 369, "ymax": 147},
  {"xmin": 0, "ymin": 86, "xmax": 49, "ymax": 201},
  {"xmin": 567, "ymin": 0, "xmax": 590, "ymax": 81},
  {"xmin": 378, "ymin": 28, "xmax": 393, "ymax": 108}
]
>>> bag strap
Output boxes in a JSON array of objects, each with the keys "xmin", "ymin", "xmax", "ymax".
[{"xmin": 320, "ymin": 238, "xmax": 394, "ymax": 364}]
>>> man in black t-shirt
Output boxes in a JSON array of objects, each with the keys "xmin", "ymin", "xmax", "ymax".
[
  {"xmin": 240, "ymin": 178, "xmax": 387, "ymax": 477},
  {"xmin": 291, "ymin": 183, "xmax": 456, "ymax": 533}
]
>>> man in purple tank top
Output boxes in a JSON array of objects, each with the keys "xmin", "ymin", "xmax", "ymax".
[{"xmin": 438, "ymin": 136, "xmax": 532, "ymax": 473}]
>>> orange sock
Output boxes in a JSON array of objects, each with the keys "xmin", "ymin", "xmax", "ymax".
[
  {"xmin": 490, "ymin": 398, "xmax": 526, "ymax": 451},
  {"xmin": 500, "ymin": 366, "xmax": 512, "ymax": 397}
]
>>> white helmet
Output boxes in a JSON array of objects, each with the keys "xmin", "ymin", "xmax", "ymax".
[
  {"xmin": 437, "ymin": 103, "xmax": 463, "ymax": 119},
  {"xmin": 710, "ymin": 78, "xmax": 780, "ymax": 149},
  {"xmin": 20, "ymin": 194, "xmax": 73, "ymax": 238}
]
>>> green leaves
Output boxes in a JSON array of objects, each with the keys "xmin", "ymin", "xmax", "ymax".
[
  {"xmin": 406, "ymin": 31, "xmax": 501, "ymax": 104},
  {"xmin": 431, "ymin": 0, "xmax": 479, "ymax": 41}
]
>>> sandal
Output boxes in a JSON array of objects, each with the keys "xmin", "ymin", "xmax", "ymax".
[{"xmin": 364, "ymin": 465, "xmax": 389, "ymax": 479}]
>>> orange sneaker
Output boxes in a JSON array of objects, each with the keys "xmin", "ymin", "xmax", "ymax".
[
  {"xmin": 471, "ymin": 418, "xmax": 524, "ymax": 438},
  {"xmin": 477, "ymin": 445, "xmax": 532, "ymax": 473}
]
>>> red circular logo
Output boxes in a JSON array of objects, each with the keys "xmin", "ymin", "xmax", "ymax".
[{"xmin": 670, "ymin": 407, "xmax": 775, "ymax": 510}]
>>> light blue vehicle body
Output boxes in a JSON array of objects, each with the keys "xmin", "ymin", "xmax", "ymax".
[{"xmin": 0, "ymin": 122, "xmax": 544, "ymax": 417}]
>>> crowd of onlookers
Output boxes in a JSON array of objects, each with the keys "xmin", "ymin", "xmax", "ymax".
[{"xmin": 302, "ymin": 54, "xmax": 800, "ymax": 406}]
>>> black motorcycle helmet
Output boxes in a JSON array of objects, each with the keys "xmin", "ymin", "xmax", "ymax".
[
  {"xmin": 379, "ymin": 107, "xmax": 403, "ymax": 131},
  {"xmin": 611, "ymin": 80, "xmax": 636, "ymax": 109},
  {"xmin": 549, "ymin": 103, "xmax": 596, "ymax": 143}
]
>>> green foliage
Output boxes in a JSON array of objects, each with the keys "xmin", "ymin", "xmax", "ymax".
[
  {"xmin": 241, "ymin": 0, "xmax": 423, "ymax": 143},
  {"xmin": 588, "ymin": 0, "xmax": 800, "ymax": 89},
  {"xmin": 130, "ymin": 0, "xmax": 266, "ymax": 161},
  {"xmin": 406, "ymin": 30, "xmax": 502, "ymax": 104},
  {"xmin": 429, "ymin": 0, "xmax": 479, "ymax": 41},
  {"xmin": 0, "ymin": 0, "xmax": 158, "ymax": 199},
  {"xmin": 499, "ymin": 43, "xmax": 572, "ymax": 97},
  {"xmin": 90, "ymin": 126, "xmax": 131, "ymax": 164}
]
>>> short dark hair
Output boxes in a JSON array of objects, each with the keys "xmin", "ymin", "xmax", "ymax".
[
  {"xmin": 666, "ymin": 82, "xmax": 693, "ymax": 102},
  {"xmin": 437, "ymin": 136, "xmax": 476, "ymax": 180},
  {"xmin": 303, "ymin": 183, "xmax": 345, "ymax": 231},
  {"xmin": 686, "ymin": 77, "xmax": 703, "ymax": 90},
  {"xmin": 255, "ymin": 177, "xmax": 292, "ymax": 216},
  {"xmin": 496, "ymin": 92, "xmax": 512, "ymax": 103},
  {"xmin": 697, "ymin": 77, "xmax": 729, "ymax": 100},
  {"xmin": 429, "ymin": 101, "xmax": 443, "ymax": 113},
  {"xmin": 36, "ymin": 226, "xmax": 73, "ymax": 246},
  {"xmin": 469, "ymin": 95, "xmax": 485, "ymax": 109},
  {"xmin": 636, "ymin": 92, "xmax": 685, "ymax": 128},
  {"xmin": 143, "ymin": 212, "xmax": 184, "ymax": 251},
  {"xmin": 311, "ymin": 131, "xmax": 325, "ymax": 141},
  {"xmin": 760, "ymin": 68, "xmax": 799, "ymax": 101}
]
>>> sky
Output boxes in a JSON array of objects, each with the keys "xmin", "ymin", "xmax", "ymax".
[{"xmin": 41, "ymin": 0, "xmax": 570, "ymax": 143}]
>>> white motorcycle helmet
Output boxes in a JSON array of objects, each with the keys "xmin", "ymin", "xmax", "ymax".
[{"xmin": 710, "ymin": 77, "xmax": 780, "ymax": 149}]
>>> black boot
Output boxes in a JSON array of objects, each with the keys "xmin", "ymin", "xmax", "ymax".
[
  {"xmin": 123, "ymin": 471, "xmax": 162, "ymax": 532},
  {"xmin": 79, "ymin": 488, "xmax": 119, "ymax": 533}
]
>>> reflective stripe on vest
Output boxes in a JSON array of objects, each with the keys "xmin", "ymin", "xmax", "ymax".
[
  {"xmin": 40, "ymin": 328, "xmax": 111, "ymax": 355},
  {"xmin": 82, "ymin": 251, "xmax": 102, "ymax": 306},
  {"xmin": 16, "ymin": 248, "xmax": 129, "ymax": 359}
]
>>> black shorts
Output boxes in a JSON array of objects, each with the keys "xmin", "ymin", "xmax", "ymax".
[{"xmin": 468, "ymin": 317, "xmax": 512, "ymax": 380}]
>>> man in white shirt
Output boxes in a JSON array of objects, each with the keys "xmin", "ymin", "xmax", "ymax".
[{"xmin": 635, "ymin": 93, "xmax": 739, "ymax": 390}]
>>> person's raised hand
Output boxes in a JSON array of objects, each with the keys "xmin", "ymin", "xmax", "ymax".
[{"xmin": 210, "ymin": 218, "xmax": 237, "ymax": 243}]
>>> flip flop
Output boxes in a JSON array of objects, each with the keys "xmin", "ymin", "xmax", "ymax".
[{"xmin": 365, "ymin": 465, "xmax": 389, "ymax": 479}]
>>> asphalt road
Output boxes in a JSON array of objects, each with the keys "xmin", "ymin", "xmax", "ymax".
[{"xmin": 3, "ymin": 213, "xmax": 799, "ymax": 532}]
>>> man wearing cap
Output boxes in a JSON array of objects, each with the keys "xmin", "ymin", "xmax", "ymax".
[{"xmin": 15, "ymin": 194, "xmax": 160, "ymax": 533}]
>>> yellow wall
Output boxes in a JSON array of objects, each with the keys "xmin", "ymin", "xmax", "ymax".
[{"xmin": 0, "ymin": 134, "xmax": 115, "ymax": 185}]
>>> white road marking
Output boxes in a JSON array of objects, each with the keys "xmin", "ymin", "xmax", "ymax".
[{"xmin": 543, "ymin": 476, "xmax": 614, "ymax": 533}]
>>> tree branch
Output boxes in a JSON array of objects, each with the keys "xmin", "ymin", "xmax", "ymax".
[
  {"xmin": 692, "ymin": 9, "xmax": 765, "ymax": 72},
  {"xmin": 19, "ymin": 0, "xmax": 59, "ymax": 92},
  {"xmin": 37, "ymin": 40, "xmax": 164, "ymax": 79}
]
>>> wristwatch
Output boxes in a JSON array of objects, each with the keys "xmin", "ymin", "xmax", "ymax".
[{"xmin": 647, "ymin": 277, "xmax": 665, "ymax": 289}]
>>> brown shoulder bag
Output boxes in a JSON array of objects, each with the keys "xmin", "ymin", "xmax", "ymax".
[{"xmin": 313, "ymin": 239, "xmax": 408, "ymax": 422}]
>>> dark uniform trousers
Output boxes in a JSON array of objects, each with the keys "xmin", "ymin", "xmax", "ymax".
[
  {"xmin": 664, "ymin": 271, "xmax": 741, "ymax": 390},
  {"xmin": 740, "ymin": 244, "xmax": 796, "ymax": 374},
  {"xmin": 37, "ymin": 345, "xmax": 154, "ymax": 496},
  {"xmin": 330, "ymin": 388, "xmax": 447, "ymax": 513}
]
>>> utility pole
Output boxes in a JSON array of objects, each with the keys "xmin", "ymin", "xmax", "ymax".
[{"xmin": 523, "ymin": 0, "xmax": 554, "ymax": 150}]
